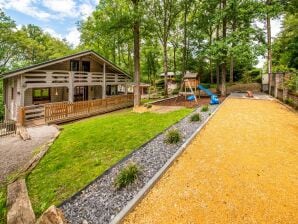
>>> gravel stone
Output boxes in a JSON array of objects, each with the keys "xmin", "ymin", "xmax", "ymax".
[{"xmin": 60, "ymin": 105, "xmax": 218, "ymax": 224}]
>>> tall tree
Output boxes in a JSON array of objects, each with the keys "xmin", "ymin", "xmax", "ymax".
[
  {"xmin": 221, "ymin": 0, "xmax": 227, "ymax": 96},
  {"xmin": 146, "ymin": 0, "xmax": 181, "ymax": 97},
  {"xmin": 266, "ymin": 0, "xmax": 272, "ymax": 94},
  {"xmin": 132, "ymin": 0, "xmax": 141, "ymax": 107}
]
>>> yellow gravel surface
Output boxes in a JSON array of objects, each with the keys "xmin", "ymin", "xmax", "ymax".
[{"xmin": 124, "ymin": 98, "xmax": 298, "ymax": 224}]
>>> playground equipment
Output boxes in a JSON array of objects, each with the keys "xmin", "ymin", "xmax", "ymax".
[
  {"xmin": 176, "ymin": 77, "xmax": 199, "ymax": 104},
  {"xmin": 197, "ymin": 84, "xmax": 220, "ymax": 105}
]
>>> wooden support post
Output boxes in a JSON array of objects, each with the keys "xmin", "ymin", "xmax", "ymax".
[
  {"xmin": 125, "ymin": 78, "xmax": 128, "ymax": 95},
  {"xmin": 18, "ymin": 107, "xmax": 25, "ymax": 126},
  {"xmin": 69, "ymin": 72, "xmax": 74, "ymax": 102},
  {"xmin": 103, "ymin": 63, "xmax": 106, "ymax": 99}
]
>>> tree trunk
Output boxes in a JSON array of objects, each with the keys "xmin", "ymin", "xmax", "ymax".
[
  {"xmin": 163, "ymin": 42, "xmax": 168, "ymax": 97},
  {"xmin": 229, "ymin": 56, "xmax": 234, "ymax": 83},
  {"xmin": 216, "ymin": 62, "xmax": 220, "ymax": 92},
  {"xmin": 133, "ymin": 0, "xmax": 141, "ymax": 107},
  {"xmin": 209, "ymin": 31, "xmax": 213, "ymax": 84},
  {"xmin": 182, "ymin": 0, "xmax": 188, "ymax": 75},
  {"xmin": 173, "ymin": 46, "xmax": 176, "ymax": 76},
  {"xmin": 221, "ymin": 0, "xmax": 227, "ymax": 97},
  {"xmin": 266, "ymin": 0, "xmax": 272, "ymax": 95}
]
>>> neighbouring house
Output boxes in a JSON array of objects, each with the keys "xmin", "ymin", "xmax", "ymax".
[
  {"xmin": 124, "ymin": 83, "xmax": 151, "ymax": 99},
  {"xmin": 2, "ymin": 50, "xmax": 133, "ymax": 125},
  {"xmin": 159, "ymin": 71, "xmax": 181, "ymax": 93},
  {"xmin": 159, "ymin": 71, "xmax": 181, "ymax": 81}
]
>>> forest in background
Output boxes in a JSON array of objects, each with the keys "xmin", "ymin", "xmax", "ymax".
[{"xmin": 0, "ymin": 0, "xmax": 297, "ymax": 119}]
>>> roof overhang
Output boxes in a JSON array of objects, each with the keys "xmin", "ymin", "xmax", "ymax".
[{"xmin": 1, "ymin": 50, "xmax": 131, "ymax": 79}]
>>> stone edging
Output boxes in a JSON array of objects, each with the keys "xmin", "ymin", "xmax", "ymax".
[{"xmin": 110, "ymin": 98, "xmax": 228, "ymax": 224}]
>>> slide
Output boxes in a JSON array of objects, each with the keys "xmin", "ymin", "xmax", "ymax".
[
  {"xmin": 197, "ymin": 84, "xmax": 215, "ymax": 96},
  {"xmin": 197, "ymin": 84, "xmax": 219, "ymax": 105}
]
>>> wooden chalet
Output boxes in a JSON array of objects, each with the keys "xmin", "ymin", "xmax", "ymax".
[{"xmin": 2, "ymin": 50, "xmax": 133, "ymax": 126}]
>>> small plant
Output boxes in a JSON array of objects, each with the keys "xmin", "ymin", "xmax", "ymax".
[
  {"xmin": 164, "ymin": 129, "xmax": 181, "ymax": 144},
  {"xmin": 190, "ymin": 113, "xmax": 201, "ymax": 122},
  {"xmin": 114, "ymin": 163, "xmax": 140, "ymax": 189},
  {"xmin": 201, "ymin": 104, "xmax": 209, "ymax": 112},
  {"xmin": 146, "ymin": 104, "xmax": 152, "ymax": 108}
]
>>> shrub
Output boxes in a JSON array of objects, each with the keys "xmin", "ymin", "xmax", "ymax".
[
  {"xmin": 190, "ymin": 113, "xmax": 201, "ymax": 122},
  {"xmin": 164, "ymin": 129, "xmax": 181, "ymax": 144},
  {"xmin": 201, "ymin": 104, "xmax": 209, "ymax": 112},
  {"xmin": 114, "ymin": 163, "xmax": 140, "ymax": 189}
]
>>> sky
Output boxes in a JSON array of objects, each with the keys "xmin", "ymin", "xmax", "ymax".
[
  {"xmin": 0, "ymin": 0, "xmax": 98, "ymax": 46},
  {"xmin": 0, "ymin": 0, "xmax": 282, "ymax": 68}
]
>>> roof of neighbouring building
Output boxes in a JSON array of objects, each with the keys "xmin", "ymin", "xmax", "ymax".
[
  {"xmin": 160, "ymin": 71, "xmax": 181, "ymax": 77},
  {"xmin": 183, "ymin": 71, "xmax": 198, "ymax": 79}
]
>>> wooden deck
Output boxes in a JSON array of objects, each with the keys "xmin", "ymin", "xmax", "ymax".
[{"xmin": 19, "ymin": 94, "xmax": 134, "ymax": 126}]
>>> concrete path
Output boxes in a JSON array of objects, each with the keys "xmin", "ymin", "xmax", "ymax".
[
  {"xmin": 124, "ymin": 98, "xmax": 298, "ymax": 223},
  {"xmin": 0, "ymin": 125, "xmax": 58, "ymax": 183}
]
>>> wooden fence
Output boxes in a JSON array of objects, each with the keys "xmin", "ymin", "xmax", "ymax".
[
  {"xmin": 0, "ymin": 120, "xmax": 16, "ymax": 137},
  {"xmin": 44, "ymin": 94, "xmax": 134, "ymax": 124}
]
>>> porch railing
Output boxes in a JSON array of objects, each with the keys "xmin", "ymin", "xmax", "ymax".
[
  {"xmin": 44, "ymin": 94, "xmax": 134, "ymax": 124},
  {"xmin": 0, "ymin": 120, "xmax": 17, "ymax": 137}
]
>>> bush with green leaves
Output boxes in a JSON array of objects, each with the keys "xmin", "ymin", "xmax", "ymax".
[
  {"xmin": 201, "ymin": 104, "xmax": 209, "ymax": 112},
  {"xmin": 190, "ymin": 113, "xmax": 201, "ymax": 122},
  {"xmin": 114, "ymin": 163, "xmax": 140, "ymax": 189},
  {"xmin": 164, "ymin": 129, "xmax": 181, "ymax": 144}
]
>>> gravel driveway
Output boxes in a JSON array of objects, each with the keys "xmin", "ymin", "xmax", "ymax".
[
  {"xmin": 124, "ymin": 98, "xmax": 298, "ymax": 223},
  {"xmin": 0, "ymin": 125, "xmax": 58, "ymax": 183}
]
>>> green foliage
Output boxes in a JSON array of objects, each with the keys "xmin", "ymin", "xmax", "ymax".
[
  {"xmin": 190, "ymin": 113, "xmax": 201, "ymax": 122},
  {"xmin": 114, "ymin": 163, "xmax": 140, "ymax": 189},
  {"xmin": 272, "ymin": 12, "xmax": 298, "ymax": 70},
  {"xmin": 201, "ymin": 104, "xmax": 209, "ymax": 112},
  {"xmin": 286, "ymin": 72, "xmax": 298, "ymax": 92},
  {"xmin": 0, "ymin": 10, "xmax": 72, "ymax": 73},
  {"xmin": 241, "ymin": 69, "xmax": 262, "ymax": 83},
  {"xmin": 26, "ymin": 108, "xmax": 192, "ymax": 216},
  {"xmin": 164, "ymin": 129, "xmax": 181, "ymax": 144},
  {"xmin": 172, "ymin": 88, "xmax": 180, "ymax": 95}
]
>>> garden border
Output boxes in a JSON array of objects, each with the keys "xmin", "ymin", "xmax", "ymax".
[
  {"xmin": 110, "ymin": 97, "xmax": 228, "ymax": 224},
  {"xmin": 58, "ymin": 106, "xmax": 196, "ymax": 208}
]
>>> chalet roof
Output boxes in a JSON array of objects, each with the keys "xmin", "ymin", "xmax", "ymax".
[
  {"xmin": 1, "ymin": 50, "xmax": 131, "ymax": 79},
  {"xmin": 183, "ymin": 71, "xmax": 198, "ymax": 79}
]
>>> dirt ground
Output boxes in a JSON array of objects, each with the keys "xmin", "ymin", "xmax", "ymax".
[
  {"xmin": 124, "ymin": 98, "xmax": 298, "ymax": 224},
  {"xmin": 153, "ymin": 95, "xmax": 225, "ymax": 108}
]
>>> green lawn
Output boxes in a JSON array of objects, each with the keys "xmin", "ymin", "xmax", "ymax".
[
  {"xmin": 27, "ymin": 108, "xmax": 192, "ymax": 216},
  {"xmin": 0, "ymin": 187, "xmax": 6, "ymax": 224}
]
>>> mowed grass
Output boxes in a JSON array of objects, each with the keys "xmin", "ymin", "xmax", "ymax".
[
  {"xmin": 0, "ymin": 187, "xmax": 6, "ymax": 224},
  {"xmin": 27, "ymin": 108, "xmax": 192, "ymax": 216}
]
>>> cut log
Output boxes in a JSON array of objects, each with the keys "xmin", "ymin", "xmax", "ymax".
[
  {"xmin": 7, "ymin": 179, "xmax": 36, "ymax": 224},
  {"xmin": 36, "ymin": 205, "xmax": 67, "ymax": 224}
]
